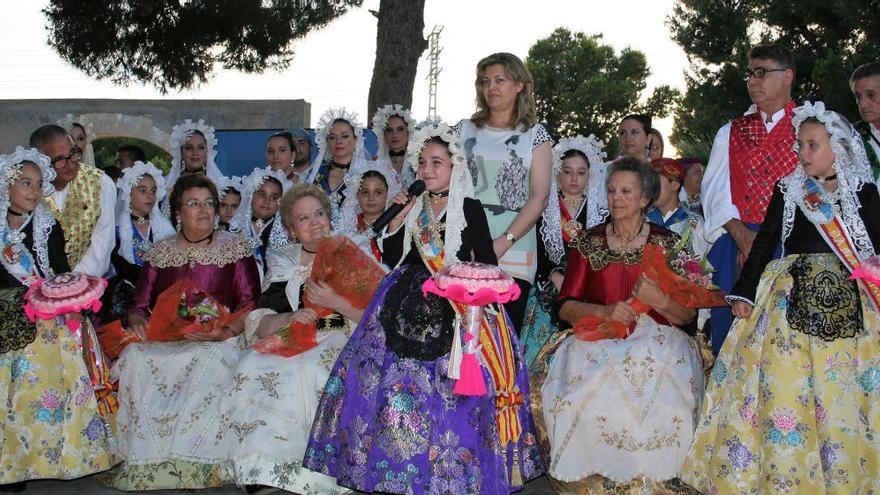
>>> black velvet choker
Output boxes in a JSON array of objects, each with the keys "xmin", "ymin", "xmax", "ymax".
[
  {"xmin": 131, "ymin": 213, "xmax": 149, "ymax": 224},
  {"xmin": 428, "ymin": 190, "xmax": 450, "ymax": 201},
  {"xmin": 7, "ymin": 209, "xmax": 24, "ymax": 217},
  {"xmin": 388, "ymin": 149, "xmax": 406, "ymax": 158},
  {"xmin": 812, "ymin": 174, "xmax": 837, "ymax": 184},
  {"xmin": 330, "ymin": 161, "xmax": 351, "ymax": 170}
]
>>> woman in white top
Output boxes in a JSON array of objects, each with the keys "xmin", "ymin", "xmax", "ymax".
[{"xmin": 456, "ymin": 52, "xmax": 557, "ymax": 331}]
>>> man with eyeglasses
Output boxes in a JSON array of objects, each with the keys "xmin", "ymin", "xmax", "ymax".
[
  {"xmin": 29, "ymin": 124, "xmax": 116, "ymax": 277},
  {"xmin": 700, "ymin": 43, "xmax": 798, "ymax": 355},
  {"xmin": 850, "ymin": 61, "xmax": 880, "ymax": 180}
]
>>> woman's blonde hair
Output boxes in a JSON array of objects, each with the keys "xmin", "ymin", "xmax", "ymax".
[
  {"xmin": 470, "ymin": 52, "xmax": 537, "ymax": 131},
  {"xmin": 279, "ymin": 183, "xmax": 332, "ymax": 232}
]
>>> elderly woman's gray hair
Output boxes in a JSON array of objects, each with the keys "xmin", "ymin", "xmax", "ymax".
[{"xmin": 606, "ymin": 157, "xmax": 661, "ymax": 207}]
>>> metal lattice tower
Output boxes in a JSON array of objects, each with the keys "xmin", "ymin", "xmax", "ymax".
[{"xmin": 426, "ymin": 25, "xmax": 443, "ymax": 120}]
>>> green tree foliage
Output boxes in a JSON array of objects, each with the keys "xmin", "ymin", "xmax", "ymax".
[
  {"xmin": 526, "ymin": 28, "xmax": 680, "ymax": 156},
  {"xmin": 668, "ymin": 0, "xmax": 880, "ymax": 149},
  {"xmin": 93, "ymin": 137, "xmax": 172, "ymax": 172},
  {"xmin": 43, "ymin": 0, "xmax": 362, "ymax": 93}
]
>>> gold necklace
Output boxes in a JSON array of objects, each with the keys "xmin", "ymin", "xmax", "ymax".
[
  {"xmin": 611, "ymin": 221, "xmax": 643, "ymax": 250},
  {"xmin": 561, "ymin": 194, "xmax": 583, "ymax": 213}
]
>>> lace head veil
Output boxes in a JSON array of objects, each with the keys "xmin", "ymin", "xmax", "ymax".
[
  {"xmin": 335, "ymin": 160, "xmax": 402, "ymax": 237},
  {"xmin": 399, "ymin": 120, "xmax": 474, "ymax": 266},
  {"xmin": 0, "ymin": 147, "xmax": 58, "ymax": 282},
  {"xmin": 116, "ymin": 161, "xmax": 176, "ymax": 264},
  {"xmin": 57, "ymin": 114, "xmax": 97, "ymax": 165},
  {"xmin": 553, "ymin": 133, "xmax": 608, "ymax": 229},
  {"xmin": 372, "ymin": 104, "xmax": 417, "ymax": 159},
  {"xmin": 229, "ymin": 166, "xmax": 293, "ymax": 249},
  {"xmin": 304, "ymin": 108, "xmax": 369, "ymax": 184},
  {"xmin": 781, "ymin": 100, "xmax": 876, "ymax": 258},
  {"xmin": 166, "ymin": 119, "xmax": 223, "ymax": 193}
]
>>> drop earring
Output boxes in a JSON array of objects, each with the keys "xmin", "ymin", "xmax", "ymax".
[{"xmin": 176, "ymin": 217, "xmax": 182, "ymax": 232}]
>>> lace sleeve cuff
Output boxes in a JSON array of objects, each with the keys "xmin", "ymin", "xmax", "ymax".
[{"xmin": 724, "ymin": 294, "xmax": 754, "ymax": 306}]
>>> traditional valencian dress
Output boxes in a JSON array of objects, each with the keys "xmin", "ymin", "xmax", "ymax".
[
  {"xmin": 0, "ymin": 201, "xmax": 114, "ymax": 483},
  {"xmin": 304, "ymin": 194, "xmax": 544, "ymax": 494},
  {"xmin": 218, "ymin": 236, "xmax": 379, "ymax": 493},
  {"xmin": 107, "ymin": 231, "xmax": 260, "ymax": 490},
  {"xmin": 683, "ymin": 104, "xmax": 880, "ymax": 493},
  {"xmin": 538, "ymin": 223, "xmax": 704, "ymax": 493},
  {"xmin": 100, "ymin": 163, "xmax": 175, "ymax": 325}
]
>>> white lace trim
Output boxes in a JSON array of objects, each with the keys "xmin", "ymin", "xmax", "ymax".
[
  {"xmin": 229, "ymin": 166, "xmax": 293, "ymax": 249},
  {"xmin": 165, "ymin": 118, "xmax": 223, "ymax": 198},
  {"xmin": 397, "ymin": 120, "xmax": 473, "ymax": 266},
  {"xmin": 777, "ymin": 101, "xmax": 876, "ymax": 259},
  {"xmin": 0, "ymin": 147, "xmax": 58, "ymax": 284},
  {"xmin": 217, "ymin": 175, "xmax": 245, "ymax": 199},
  {"xmin": 335, "ymin": 160, "xmax": 402, "ymax": 237},
  {"xmin": 371, "ymin": 104, "xmax": 417, "ymax": 160},
  {"xmin": 115, "ymin": 161, "xmax": 175, "ymax": 264},
  {"xmin": 553, "ymin": 134, "xmax": 609, "ymax": 231},
  {"xmin": 304, "ymin": 108, "xmax": 370, "ymax": 185}
]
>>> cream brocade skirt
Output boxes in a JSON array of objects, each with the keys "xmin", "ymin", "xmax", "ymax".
[
  {"xmin": 217, "ymin": 324, "xmax": 352, "ymax": 494},
  {"xmin": 541, "ymin": 316, "xmax": 705, "ymax": 484},
  {"xmin": 106, "ymin": 338, "xmax": 244, "ymax": 490}
]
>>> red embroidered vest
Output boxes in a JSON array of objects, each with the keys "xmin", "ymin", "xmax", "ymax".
[{"xmin": 729, "ymin": 101, "xmax": 798, "ymax": 224}]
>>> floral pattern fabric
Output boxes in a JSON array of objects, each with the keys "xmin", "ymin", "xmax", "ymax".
[
  {"xmin": 0, "ymin": 317, "xmax": 114, "ymax": 483},
  {"xmin": 304, "ymin": 265, "xmax": 545, "ymax": 494},
  {"xmin": 682, "ymin": 254, "xmax": 880, "ymax": 494},
  {"xmin": 106, "ymin": 338, "xmax": 244, "ymax": 490},
  {"xmin": 540, "ymin": 317, "xmax": 705, "ymax": 484},
  {"xmin": 217, "ymin": 324, "xmax": 352, "ymax": 494}
]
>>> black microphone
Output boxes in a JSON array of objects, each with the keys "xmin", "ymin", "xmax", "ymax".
[{"xmin": 372, "ymin": 180, "xmax": 426, "ymax": 235}]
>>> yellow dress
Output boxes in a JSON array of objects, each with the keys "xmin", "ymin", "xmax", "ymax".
[
  {"xmin": 682, "ymin": 254, "xmax": 880, "ymax": 494},
  {"xmin": 0, "ymin": 313, "xmax": 115, "ymax": 483}
]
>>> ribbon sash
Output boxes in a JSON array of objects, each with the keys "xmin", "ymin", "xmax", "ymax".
[
  {"xmin": 411, "ymin": 205, "xmax": 523, "ymax": 448},
  {"xmin": 802, "ymin": 180, "xmax": 880, "ymax": 310}
]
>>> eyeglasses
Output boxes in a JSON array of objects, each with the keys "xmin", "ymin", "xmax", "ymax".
[
  {"xmin": 50, "ymin": 146, "xmax": 82, "ymax": 168},
  {"xmin": 182, "ymin": 199, "xmax": 217, "ymax": 209},
  {"xmin": 744, "ymin": 67, "xmax": 787, "ymax": 81}
]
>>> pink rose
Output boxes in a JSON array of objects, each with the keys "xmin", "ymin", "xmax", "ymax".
[{"xmin": 773, "ymin": 412, "xmax": 797, "ymax": 433}]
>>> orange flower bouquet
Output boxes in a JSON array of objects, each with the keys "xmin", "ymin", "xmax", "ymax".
[
  {"xmin": 573, "ymin": 244, "xmax": 726, "ymax": 342},
  {"xmin": 252, "ymin": 235, "xmax": 386, "ymax": 357},
  {"xmin": 98, "ymin": 278, "xmax": 253, "ymax": 359}
]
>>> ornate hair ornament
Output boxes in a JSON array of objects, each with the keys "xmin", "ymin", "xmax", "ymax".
[
  {"xmin": 56, "ymin": 114, "xmax": 97, "ymax": 142},
  {"xmin": 791, "ymin": 101, "xmax": 874, "ymax": 186},
  {"xmin": 0, "ymin": 147, "xmax": 56, "ymax": 195},
  {"xmin": 217, "ymin": 175, "xmax": 245, "ymax": 199},
  {"xmin": 552, "ymin": 134, "xmax": 606, "ymax": 173},
  {"xmin": 230, "ymin": 166, "xmax": 293, "ymax": 249},
  {"xmin": 406, "ymin": 119, "xmax": 467, "ymax": 172},
  {"xmin": 779, "ymin": 101, "xmax": 876, "ymax": 260},
  {"xmin": 168, "ymin": 118, "xmax": 217, "ymax": 170},
  {"xmin": 305, "ymin": 108, "xmax": 368, "ymax": 184},
  {"xmin": 117, "ymin": 161, "xmax": 167, "ymax": 201},
  {"xmin": 372, "ymin": 104, "xmax": 417, "ymax": 157}
]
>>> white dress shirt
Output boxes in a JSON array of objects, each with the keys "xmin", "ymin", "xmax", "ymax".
[
  {"xmin": 701, "ymin": 105, "xmax": 786, "ymax": 243},
  {"xmin": 51, "ymin": 171, "xmax": 117, "ymax": 276}
]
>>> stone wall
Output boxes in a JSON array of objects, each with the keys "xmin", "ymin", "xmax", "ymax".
[{"xmin": 0, "ymin": 99, "xmax": 310, "ymax": 152}]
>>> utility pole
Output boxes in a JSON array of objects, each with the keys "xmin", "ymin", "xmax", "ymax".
[{"xmin": 425, "ymin": 25, "xmax": 443, "ymax": 120}]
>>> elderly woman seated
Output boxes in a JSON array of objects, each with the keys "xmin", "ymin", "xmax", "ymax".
[
  {"xmin": 536, "ymin": 158, "xmax": 705, "ymax": 494},
  {"xmin": 108, "ymin": 174, "xmax": 261, "ymax": 490}
]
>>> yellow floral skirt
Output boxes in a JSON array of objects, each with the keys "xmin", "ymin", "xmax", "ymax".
[
  {"xmin": 0, "ymin": 317, "xmax": 115, "ymax": 483},
  {"xmin": 682, "ymin": 254, "xmax": 880, "ymax": 494}
]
